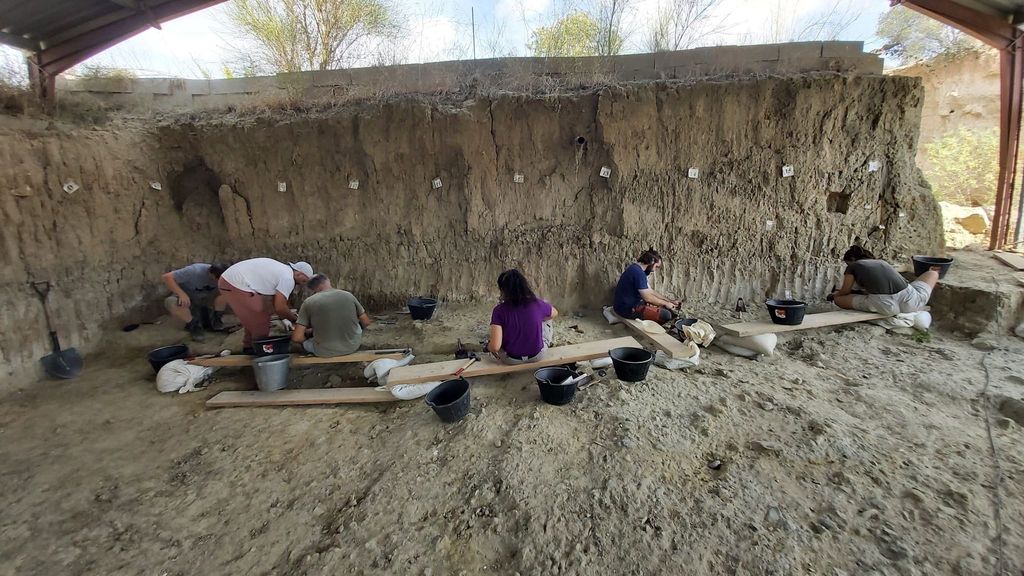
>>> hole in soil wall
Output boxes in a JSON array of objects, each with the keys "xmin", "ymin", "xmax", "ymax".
[
  {"xmin": 168, "ymin": 158, "xmax": 223, "ymax": 212},
  {"xmin": 575, "ymin": 136, "xmax": 587, "ymax": 146},
  {"xmin": 827, "ymin": 191, "xmax": 851, "ymax": 214}
]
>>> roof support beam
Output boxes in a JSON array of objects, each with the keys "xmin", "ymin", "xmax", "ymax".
[
  {"xmin": 891, "ymin": 0, "xmax": 1017, "ymax": 48},
  {"xmin": 35, "ymin": 0, "xmax": 225, "ymax": 77},
  {"xmin": 894, "ymin": 0, "xmax": 1024, "ymax": 249},
  {"xmin": 0, "ymin": 30, "xmax": 39, "ymax": 51}
]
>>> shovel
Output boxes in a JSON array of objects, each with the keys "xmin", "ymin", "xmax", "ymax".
[{"xmin": 31, "ymin": 281, "xmax": 83, "ymax": 379}]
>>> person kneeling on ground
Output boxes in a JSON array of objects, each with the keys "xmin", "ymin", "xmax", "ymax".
[
  {"xmin": 291, "ymin": 274, "xmax": 373, "ymax": 357},
  {"xmin": 613, "ymin": 247, "xmax": 680, "ymax": 323},
  {"xmin": 830, "ymin": 245, "xmax": 939, "ymax": 315},
  {"xmin": 488, "ymin": 269, "xmax": 558, "ymax": 365},
  {"xmin": 161, "ymin": 262, "xmax": 229, "ymax": 342},
  {"xmin": 218, "ymin": 258, "xmax": 313, "ymax": 353}
]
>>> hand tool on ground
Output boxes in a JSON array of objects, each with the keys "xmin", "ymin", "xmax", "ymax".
[
  {"xmin": 455, "ymin": 339, "xmax": 470, "ymax": 359},
  {"xmin": 370, "ymin": 348, "xmax": 412, "ymax": 355},
  {"xmin": 453, "ymin": 356, "xmax": 477, "ymax": 377},
  {"xmin": 30, "ymin": 281, "xmax": 83, "ymax": 379}
]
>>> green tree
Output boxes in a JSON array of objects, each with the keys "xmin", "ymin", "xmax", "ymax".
[
  {"xmin": 923, "ymin": 127, "xmax": 998, "ymax": 206},
  {"xmin": 228, "ymin": 0, "xmax": 400, "ymax": 73},
  {"xmin": 529, "ymin": 11, "xmax": 601, "ymax": 57},
  {"xmin": 876, "ymin": 5, "xmax": 981, "ymax": 65}
]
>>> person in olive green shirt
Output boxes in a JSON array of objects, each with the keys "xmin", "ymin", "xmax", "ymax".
[{"xmin": 291, "ymin": 274, "xmax": 373, "ymax": 357}]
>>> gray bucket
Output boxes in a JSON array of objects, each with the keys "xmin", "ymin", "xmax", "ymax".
[{"xmin": 253, "ymin": 354, "xmax": 291, "ymax": 391}]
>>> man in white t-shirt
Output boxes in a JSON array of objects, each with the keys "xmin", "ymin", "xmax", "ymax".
[{"xmin": 218, "ymin": 258, "xmax": 314, "ymax": 352}]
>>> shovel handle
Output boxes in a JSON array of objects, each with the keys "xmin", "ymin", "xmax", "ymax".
[
  {"xmin": 453, "ymin": 357, "xmax": 476, "ymax": 377},
  {"xmin": 30, "ymin": 281, "xmax": 51, "ymax": 299},
  {"xmin": 49, "ymin": 331, "xmax": 62, "ymax": 354}
]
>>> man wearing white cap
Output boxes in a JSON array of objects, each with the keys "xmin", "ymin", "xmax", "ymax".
[{"xmin": 218, "ymin": 257, "xmax": 314, "ymax": 353}]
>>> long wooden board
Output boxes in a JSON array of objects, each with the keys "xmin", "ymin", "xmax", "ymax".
[
  {"xmin": 386, "ymin": 336, "xmax": 641, "ymax": 386},
  {"xmin": 206, "ymin": 387, "xmax": 399, "ymax": 408},
  {"xmin": 620, "ymin": 318, "xmax": 693, "ymax": 359},
  {"xmin": 720, "ymin": 310, "xmax": 890, "ymax": 337},
  {"xmin": 994, "ymin": 252, "xmax": 1024, "ymax": 271},
  {"xmin": 191, "ymin": 351, "xmax": 407, "ymax": 367}
]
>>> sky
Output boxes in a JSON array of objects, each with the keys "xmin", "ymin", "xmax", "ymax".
[{"xmin": 1, "ymin": 0, "xmax": 893, "ymax": 80}]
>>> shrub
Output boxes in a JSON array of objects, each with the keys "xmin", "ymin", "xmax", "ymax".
[{"xmin": 923, "ymin": 127, "xmax": 998, "ymax": 206}]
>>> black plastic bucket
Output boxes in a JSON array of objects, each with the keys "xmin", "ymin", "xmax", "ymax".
[
  {"xmin": 425, "ymin": 378, "xmax": 471, "ymax": 423},
  {"xmin": 534, "ymin": 366, "xmax": 579, "ymax": 406},
  {"xmin": 765, "ymin": 299, "xmax": 807, "ymax": 326},
  {"xmin": 148, "ymin": 344, "xmax": 189, "ymax": 374},
  {"xmin": 253, "ymin": 335, "xmax": 291, "ymax": 357},
  {"xmin": 609, "ymin": 347, "xmax": 654, "ymax": 382},
  {"xmin": 408, "ymin": 297, "xmax": 438, "ymax": 321},
  {"xmin": 674, "ymin": 318, "xmax": 698, "ymax": 334},
  {"xmin": 912, "ymin": 255, "xmax": 954, "ymax": 279}
]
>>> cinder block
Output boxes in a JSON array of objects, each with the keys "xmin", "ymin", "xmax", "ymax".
[
  {"xmin": 654, "ymin": 50, "xmax": 699, "ymax": 70},
  {"xmin": 778, "ymin": 42, "xmax": 824, "ymax": 60},
  {"xmin": 211, "ymin": 76, "xmax": 276, "ymax": 95},
  {"xmin": 821, "ymin": 41, "xmax": 865, "ymax": 58},
  {"xmin": 76, "ymin": 77, "xmax": 133, "ymax": 93},
  {"xmin": 133, "ymin": 78, "xmax": 172, "ymax": 95},
  {"xmin": 183, "ymin": 79, "xmax": 210, "ymax": 95},
  {"xmin": 313, "ymin": 69, "xmax": 352, "ymax": 87},
  {"xmin": 735, "ymin": 43, "xmax": 781, "ymax": 62},
  {"xmin": 275, "ymin": 71, "xmax": 315, "ymax": 90},
  {"xmin": 614, "ymin": 53, "xmax": 655, "ymax": 72}
]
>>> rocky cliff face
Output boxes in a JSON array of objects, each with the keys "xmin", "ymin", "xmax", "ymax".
[{"xmin": 0, "ymin": 74, "xmax": 943, "ymax": 385}]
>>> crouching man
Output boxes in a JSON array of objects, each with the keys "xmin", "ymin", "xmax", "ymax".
[
  {"xmin": 291, "ymin": 274, "xmax": 373, "ymax": 357},
  {"xmin": 162, "ymin": 262, "xmax": 229, "ymax": 342}
]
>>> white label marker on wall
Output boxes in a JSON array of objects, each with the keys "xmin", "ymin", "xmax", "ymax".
[
  {"xmin": 149, "ymin": 181, "xmax": 162, "ymax": 191},
  {"xmin": 432, "ymin": 177, "xmax": 443, "ymax": 189},
  {"xmin": 868, "ymin": 160, "xmax": 881, "ymax": 172},
  {"xmin": 781, "ymin": 165, "xmax": 794, "ymax": 178},
  {"xmin": 765, "ymin": 220, "xmax": 775, "ymax": 231},
  {"xmin": 62, "ymin": 181, "xmax": 79, "ymax": 195},
  {"xmin": 599, "ymin": 166, "xmax": 612, "ymax": 178},
  {"xmin": 348, "ymin": 180, "xmax": 359, "ymax": 190},
  {"xmin": 513, "ymin": 173, "xmax": 524, "ymax": 183},
  {"xmin": 278, "ymin": 181, "xmax": 287, "ymax": 192},
  {"xmin": 687, "ymin": 167, "xmax": 699, "ymax": 179}
]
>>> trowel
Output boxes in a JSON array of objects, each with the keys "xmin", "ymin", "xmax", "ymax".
[{"xmin": 31, "ymin": 281, "xmax": 83, "ymax": 379}]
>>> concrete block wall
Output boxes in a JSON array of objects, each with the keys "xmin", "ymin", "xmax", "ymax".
[{"xmin": 56, "ymin": 41, "xmax": 883, "ymax": 110}]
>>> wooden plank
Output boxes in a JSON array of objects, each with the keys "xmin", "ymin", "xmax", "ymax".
[
  {"xmin": 994, "ymin": 252, "xmax": 1024, "ymax": 271},
  {"xmin": 619, "ymin": 318, "xmax": 692, "ymax": 358},
  {"xmin": 720, "ymin": 310, "xmax": 890, "ymax": 337},
  {"xmin": 190, "ymin": 351, "xmax": 406, "ymax": 368},
  {"xmin": 206, "ymin": 387, "xmax": 400, "ymax": 408},
  {"xmin": 386, "ymin": 336, "xmax": 641, "ymax": 386}
]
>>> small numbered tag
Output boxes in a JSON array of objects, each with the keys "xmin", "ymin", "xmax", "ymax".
[
  {"xmin": 149, "ymin": 181, "xmax": 162, "ymax": 191},
  {"xmin": 278, "ymin": 181, "xmax": 287, "ymax": 192},
  {"xmin": 868, "ymin": 160, "xmax": 881, "ymax": 172},
  {"xmin": 687, "ymin": 167, "xmax": 699, "ymax": 179},
  {"xmin": 431, "ymin": 177, "xmax": 443, "ymax": 189},
  {"xmin": 348, "ymin": 180, "xmax": 359, "ymax": 190},
  {"xmin": 599, "ymin": 166, "xmax": 612, "ymax": 178},
  {"xmin": 62, "ymin": 181, "xmax": 80, "ymax": 195},
  {"xmin": 513, "ymin": 173, "xmax": 524, "ymax": 183},
  {"xmin": 781, "ymin": 165, "xmax": 794, "ymax": 178},
  {"xmin": 765, "ymin": 220, "xmax": 775, "ymax": 231}
]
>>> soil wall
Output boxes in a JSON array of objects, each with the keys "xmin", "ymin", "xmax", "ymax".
[{"xmin": 0, "ymin": 75, "xmax": 943, "ymax": 385}]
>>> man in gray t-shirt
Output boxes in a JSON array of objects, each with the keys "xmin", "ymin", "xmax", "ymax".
[
  {"xmin": 162, "ymin": 262, "xmax": 228, "ymax": 341},
  {"xmin": 844, "ymin": 259, "xmax": 908, "ymax": 295},
  {"xmin": 291, "ymin": 274, "xmax": 373, "ymax": 357}
]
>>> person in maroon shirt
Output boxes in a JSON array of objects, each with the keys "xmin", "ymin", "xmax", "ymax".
[{"xmin": 488, "ymin": 269, "xmax": 559, "ymax": 365}]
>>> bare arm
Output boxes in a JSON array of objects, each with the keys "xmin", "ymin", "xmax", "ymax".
[
  {"xmin": 488, "ymin": 324, "xmax": 503, "ymax": 354},
  {"xmin": 639, "ymin": 288, "xmax": 678, "ymax": 309},
  {"xmin": 291, "ymin": 323, "xmax": 307, "ymax": 343},
  {"xmin": 833, "ymin": 274, "xmax": 856, "ymax": 297},
  {"xmin": 161, "ymin": 272, "xmax": 190, "ymax": 308},
  {"xmin": 545, "ymin": 306, "xmax": 559, "ymax": 321},
  {"xmin": 358, "ymin": 313, "xmax": 373, "ymax": 329},
  {"xmin": 273, "ymin": 292, "xmax": 297, "ymax": 322}
]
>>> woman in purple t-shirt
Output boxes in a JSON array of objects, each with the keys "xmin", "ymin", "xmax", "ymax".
[{"xmin": 488, "ymin": 269, "xmax": 559, "ymax": 365}]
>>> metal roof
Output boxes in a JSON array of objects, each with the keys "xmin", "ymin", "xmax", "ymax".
[{"xmin": 0, "ymin": 0, "xmax": 226, "ymax": 76}]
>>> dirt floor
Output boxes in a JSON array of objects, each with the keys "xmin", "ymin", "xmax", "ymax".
[{"xmin": 1, "ymin": 293, "xmax": 1023, "ymax": 576}]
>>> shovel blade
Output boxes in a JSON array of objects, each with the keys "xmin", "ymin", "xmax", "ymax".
[{"xmin": 41, "ymin": 348, "xmax": 83, "ymax": 379}]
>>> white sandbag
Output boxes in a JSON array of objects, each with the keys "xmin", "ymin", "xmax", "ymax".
[
  {"xmin": 682, "ymin": 320, "xmax": 716, "ymax": 347},
  {"xmin": 365, "ymin": 353, "xmax": 415, "ymax": 385},
  {"xmin": 713, "ymin": 341, "xmax": 760, "ymax": 358},
  {"xmin": 380, "ymin": 381, "xmax": 442, "ymax": 400},
  {"xmin": 716, "ymin": 333, "xmax": 777, "ymax": 356},
  {"xmin": 589, "ymin": 357, "xmax": 614, "ymax": 369},
  {"xmin": 156, "ymin": 360, "xmax": 216, "ymax": 394},
  {"xmin": 913, "ymin": 311, "xmax": 932, "ymax": 331},
  {"xmin": 602, "ymin": 306, "xmax": 623, "ymax": 325}
]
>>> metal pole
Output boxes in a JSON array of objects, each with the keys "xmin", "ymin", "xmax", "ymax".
[{"xmin": 471, "ymin": 7, "xmax": 476, "ymax": 60}]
